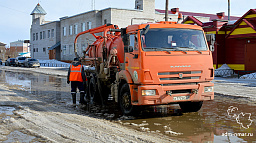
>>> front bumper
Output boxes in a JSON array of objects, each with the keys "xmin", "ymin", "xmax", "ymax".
[
  {"xmin": 130, "ymin": 82, "xmax": 214, "ymax": 105},
  {"xmin": 29, "ymin": 63, "xmax": 40, "ymax": 67}
]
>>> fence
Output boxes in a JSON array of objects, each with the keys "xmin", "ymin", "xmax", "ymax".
[
  {"xmin": 238, "ymin": 71, "xmax": 256, "ymax": 79},
  {"xmin": 40, "ymin": 63, "xmax": 70, "ymax": 67},
  {"xmin": 214, "ymin": 69, "xmax": 234, "ymax": 77}
]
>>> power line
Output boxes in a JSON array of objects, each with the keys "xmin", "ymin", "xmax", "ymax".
[{"xmin": 0, "ymin": 4, "xmax": 29, "ymax": 15}]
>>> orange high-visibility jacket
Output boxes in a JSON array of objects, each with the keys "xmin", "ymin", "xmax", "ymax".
[{"xmin": 69, "ymin": 65, "xmax": 84, "ymax": 82}]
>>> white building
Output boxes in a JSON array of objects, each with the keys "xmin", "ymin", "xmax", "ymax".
[{"xmin": 30, "ymin": 0, "xmax": 224, "ymax": 61}]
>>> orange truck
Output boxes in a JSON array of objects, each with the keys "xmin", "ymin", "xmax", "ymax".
[{"xmin": 74, "ymin": 21, "xmax": 214, "ymax": 115}]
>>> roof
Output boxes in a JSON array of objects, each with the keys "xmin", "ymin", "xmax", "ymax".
[
  {"xmin": 226, "ymin": 9, "xmax": 256, "ymax": 38},
  {"xmin": 155, "ymin": 9, "xmax": 240, "ymax": 21},
  {"xmin": 48, "ymin": 41, "xmax": 61, "ymax": 50},
  {"xmin": 30, "ymin": 3, "xmax": 47, "ymax": 15},
  {"xmin": 0, "ymin": 42, "xmax": 6, "ymax": 46},
  {"xmin": 183, "ymin": 16, "xmax": 203, "ymax": 26}
]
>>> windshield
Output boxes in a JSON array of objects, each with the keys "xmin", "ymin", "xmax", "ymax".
[
  {"xmin": 18, "ymin": 57, "xmax": 26, "ymax": 60},
  {"xmin": 141, "ymin": 28, "xmax": 208, "ymax": 51},
  {"xmin": 29, "ymin": 59, "xmax": 38, "ymax": 62}
]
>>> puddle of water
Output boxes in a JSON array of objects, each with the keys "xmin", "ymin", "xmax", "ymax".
[
  {"xmin": 0, "ymin": 70, "xmax": 70, "ymax": 106},
  {"xmin": 0, "ymin": 106, "xmax": 15, "ymax": 120},
  {"xmin": 2, "ymin": 131, "xmax": 38, "ymax": 143},
  {"xmin": 116, "ymin": 96, "xmax": 256, "ymax": 142}
]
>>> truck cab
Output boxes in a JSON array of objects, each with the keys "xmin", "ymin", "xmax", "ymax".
[{"xmin": 118, "ymin": 22, "xmax": 214, "ymax": 114}]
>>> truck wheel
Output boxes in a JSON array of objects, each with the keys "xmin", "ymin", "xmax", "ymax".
[
  {"xmin": 88, "ymin": 74, "xmax": 100, "ymax": 104},
  {"xmin": 119, "ymin": 83, "xmax": 137, "ymax": 115},
  {"xmin": 179, "ymin": 101, "xmax": 203, "ymax": 113}
]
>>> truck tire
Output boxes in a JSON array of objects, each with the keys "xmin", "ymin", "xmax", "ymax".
[
  {"xmin": 179, "ymin": 101, "xmax": 203, "ymax": 113},
  {"xmin": 119, "ymin": 83, "xmax": 137, "ymax": 115},
  {"xmin": 88, "ymin": 74, "xmax": 100, "ymax": 104}
]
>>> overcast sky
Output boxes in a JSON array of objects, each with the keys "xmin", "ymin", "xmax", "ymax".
[{"xmin": 0, "ymin": 0, "xmax": 255, "ymax": 47}]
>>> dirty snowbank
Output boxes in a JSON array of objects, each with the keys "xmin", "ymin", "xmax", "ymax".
[
  {"xmin": 213, "ymin": 77, "xmax": 256, "ymax": 100},
  {"xmin": 240, "ymin": 72, "xmax": 256, "ymax": 79},
  {"xmin": 214, "ymin": 64, "xmax": 234, "ymax": 77}
]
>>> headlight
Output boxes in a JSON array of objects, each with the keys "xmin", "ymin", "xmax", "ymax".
[
  {"xmin": 204, "ymin": 86, "xmax": 214, "ymax": 93},
  {"xmin": 142, "ymin": 90, "xmax": 156, "ymax": 96}
]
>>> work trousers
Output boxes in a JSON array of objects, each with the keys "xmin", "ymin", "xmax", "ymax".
[{"xmin": 71, "ymin": 81, "xmax": 85, "ymax": 93}]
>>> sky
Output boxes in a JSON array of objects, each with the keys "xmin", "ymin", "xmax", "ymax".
[{"xmin": 0, "ymin": 0, "xmax": 255, "ymax": 47}]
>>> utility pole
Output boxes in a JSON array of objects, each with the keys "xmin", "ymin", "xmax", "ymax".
[
  {"xmin": 165, "ymin": 0, "xmax": 169, "ymax": 21},
  {"xmin": 228, "ymin": 0, "xmax": 230, "ymax": 20},
  {"xmin": 91, "ymin": 0, "xmax": 95, "ymax": 10}
]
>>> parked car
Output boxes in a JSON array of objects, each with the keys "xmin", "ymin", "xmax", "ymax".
[
  {"xmin": 24, "ymin": 58, "xmax": 40, "ymax": 68},
  {"xmin": 0, "ymin": 59, "xmax": 2, "ymax": 65},
  {"xmin": 15, "ymin": 56, "xmax": 27, "ymax": 67},
  {"xmin": 5, "ymin": 58, "xmax": 16, "ymax": 66}
]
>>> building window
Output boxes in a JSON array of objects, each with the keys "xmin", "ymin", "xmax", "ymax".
[
  {"xmin": 81, "ymin": 23, "xmax": 85, "ymax": 31},
  {"xmin": 87, "ymin": 22, "xmax": 92, "ymax": 30},
  {"xmin": 34, "ymin": 48, "xmax": 38, "ymax": 52},
  {"xmin": 40, "ymin": 32, "xmax": 42, "ymax": 40},
  {"xmin": 63, "ymin": 27, "xmax": 66, "ymax": 36},
  {"xmin": 33, "ymin": 33, "xmax": 35, "ymax": 41},
  {"xmin": 51, "ymin": 29, "xmax": 54, "ymax": 38},
  {"xmin": 69, "ymin": 45, "xmax": 72, "ymax": 54},
  {"xmin": 43, "ymin": 47, "xmax": 46, "ymax": 53},
  {"xmin": 69, "ymin": 25, "xmax": 72, "ymax": 35},
  {"xmin": 104, "ymin": 19, "xmax": 107, "ymax": 25},
  {"xmin": 63, "ymin": 45, "xmax": 66, "ymax": 55},
  {"xmin": 43, "ymin": 31, "xmax": 46, "ymax": 39},
  {"xmin": 36, "ymin": 33, "xmax": 38, "ymax": 40},
  {"xmin": 74, "ymin": 25, "xmax": 78, "ymax": 34},
  {"xmin": 48, "ymin": 30, "xmax": 51, "ymax": 38}
]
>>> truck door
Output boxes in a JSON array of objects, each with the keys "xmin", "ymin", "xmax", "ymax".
[{"xmin": 125, "ymin": 34, "xmax": 140, "ymax": 83}]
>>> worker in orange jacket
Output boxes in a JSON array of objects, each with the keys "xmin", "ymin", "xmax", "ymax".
[{"xmin": 67, "ymin": 58, "xmax": 87, "ymax": 105}]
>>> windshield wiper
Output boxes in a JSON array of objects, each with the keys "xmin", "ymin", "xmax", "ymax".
[
  {"xmin": 176, "ymin": 47, "xmax": 203, "ymax": 54},
  {"xmin": 145, "ymin": 47, "xmax": 172, "ymax": 54},
  {"xmin": 174, "ymin": 47, "xmax": 187, "ymax": 54}
]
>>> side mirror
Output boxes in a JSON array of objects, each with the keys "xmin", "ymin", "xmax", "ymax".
[
  {"xmin": 141, "ymin": 24, "xmax": 150, "ymax": 35},
  {"xmin": 209, "ymin": 45, "xmax": 214, "ymax": 52},
  {"xmin": 206, "ymin": 34, "xmax": 215, "ymax": 52}
]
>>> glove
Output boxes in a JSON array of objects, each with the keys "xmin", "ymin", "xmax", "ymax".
[{"xmin": 67, "ymin": 81, "xmax": 70, "ymax": 84}]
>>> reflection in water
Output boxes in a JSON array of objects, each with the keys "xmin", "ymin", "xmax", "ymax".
[
  {"xmin": 118, "ymin": 96, "xmax": 256, "ymax": 142},
  {"xmin": 4, "ymin": 71, "xmax": 32, "ymax": 92},
  {"xmin": 0, "ymin": 70, "xmax": 70, "ymax": 105}
]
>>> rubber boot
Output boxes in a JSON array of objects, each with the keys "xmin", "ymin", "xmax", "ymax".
[
  {"xmin": 72, "ymin": 93, "xmax": 76, "ymax": 104},
  {"xmin": 80, "ymin": 92, "xmax": 86, "ymax": 104}
]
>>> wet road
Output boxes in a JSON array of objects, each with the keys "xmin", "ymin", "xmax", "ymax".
[{"xmin": 0, "ymin": 69, "xmax": 255, "ymax": 142}]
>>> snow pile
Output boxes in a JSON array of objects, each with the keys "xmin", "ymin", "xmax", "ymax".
[
  {"xmin": 239, "ymin": 72, "xmax": 256, "ymax": 79},
  {"xmin": 38, "ymin": 59, "xmax": 71, "ymax": 67},
  {"xmin": 215, "ymin": 64, "xmax": 234, "ymax": 77}
]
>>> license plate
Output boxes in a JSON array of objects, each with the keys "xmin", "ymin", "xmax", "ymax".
[{"xmin": 173, "ymin": 96, "xmax": 190, "ymax": 101}]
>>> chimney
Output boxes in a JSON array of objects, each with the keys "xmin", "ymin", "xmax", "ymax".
[
  {"xmin": 217, "ymin": 12, "xmax": 225, "ymax": 19},
  {"xmin": 171, "ymin": 8, "xmax": 179, "ymax": 14}
]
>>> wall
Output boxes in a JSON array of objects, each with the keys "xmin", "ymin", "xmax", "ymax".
[{"xmin": 30, "ymin": 19, "xmax": 60, "ymax": 60}]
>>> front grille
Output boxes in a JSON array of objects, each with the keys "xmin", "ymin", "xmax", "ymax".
[
  {"xmin": 160, "ymin": 76, "xmax": 200, "ymax": 80},
  {"xmin": 158, "ymin": 71, "xmax": 201, "ymax": 75},
  {"xmin": 158, "ymin": 71, "xmax": 202, "ymax": 82},
  {"xmin": 162, "ymin": 82, "xmax": 198, "ymax": 86}
]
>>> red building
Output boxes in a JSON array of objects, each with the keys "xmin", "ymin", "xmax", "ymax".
[
  {"xmin": 182, "ymin": 9, "xmax": 256, "ymax": 72},
  {"xmin": 9, "ymin": 40, "xmax": 30, "ymax": 58}
]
